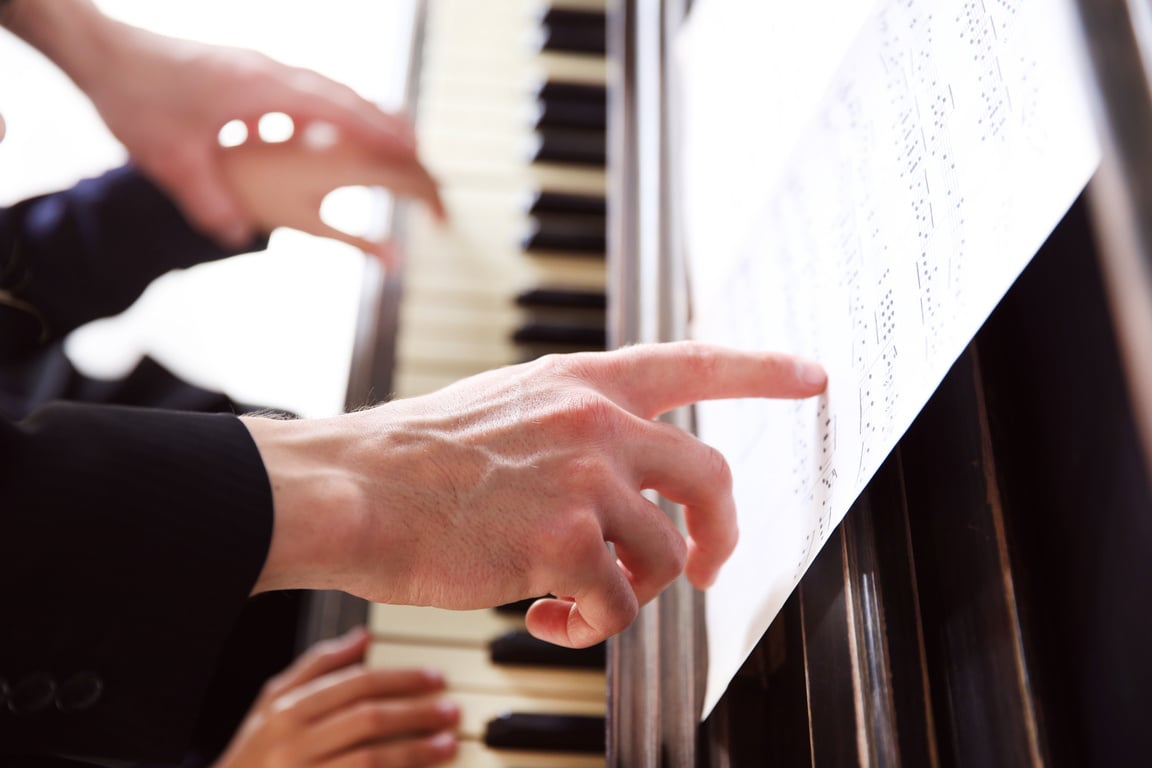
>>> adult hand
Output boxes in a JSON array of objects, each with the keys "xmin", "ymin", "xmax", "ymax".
[
  {"xmin": 89, "ymin": 29, "xmax": 436, "ymax": 247},
  {"xmin": 214, "ymin": 627, "xmax": 459, "ymax": 768},
  {"xmin": 245, "ymin": 341, "xmax": 829, "ymax": 649},
  {"xmin": 4, "ymin": 0, "xmax": 436, "ymax": 246},
  {"xmin": 219, "ymin": 125, "xmax": 443, "ymax": 265}
]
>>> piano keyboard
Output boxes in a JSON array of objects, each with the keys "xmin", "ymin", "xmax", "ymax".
[{"xmin": 370, "ymin": 0, "xmax": 611, "ymax": 764}]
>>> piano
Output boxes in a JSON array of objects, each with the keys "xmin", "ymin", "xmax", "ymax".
[
  {"xmin": 304, "ymin": 0, "xmax": 1152, "ymax": 766},
  {"xmin": 309, "ymin": 1, "xmax": 615, "ymax": 765}
]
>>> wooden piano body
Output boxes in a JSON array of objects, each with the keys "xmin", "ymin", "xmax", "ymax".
[{"xmin": 305, "ymin": 1, "xmax": 1152, "ymax": 765}]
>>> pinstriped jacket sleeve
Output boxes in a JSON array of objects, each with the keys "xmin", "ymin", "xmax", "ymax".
[
  {"xmin": 0, "ymin": 168, "xmax": 277, "ymax": 763},
  {"xmin": 0, "ymin": 404, "xmax": 274, "ymax": 762},
  {"xmin": 0, "ymin": 164, "xmax": 268, "ymax": 361}
]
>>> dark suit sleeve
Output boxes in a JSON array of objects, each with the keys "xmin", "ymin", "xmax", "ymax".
[
  {"xmin": 0, "ymin": 165, "xmax": 268, "ymax": 360},
  {"xmin": 0, "ymin": 403, "xmax": 275, "ymax": 763}
]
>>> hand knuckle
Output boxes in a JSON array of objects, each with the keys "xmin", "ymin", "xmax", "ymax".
[
  {"xmin": 602, "ymin": 589, "xmax": 639, "ymax": 636},
  {"xmin": 266, "ymin": 692, "xmax": 302, "ymax": 724},
  {"xmin": 663, "ymin": 531, "xmax": 689, "ymax": 577},
  {"xmin": 704, "ymin": 443, "xmax": 733, "ymax": 490},
  {"xmin": 360, "ymin": 702, "xmax": 391, "ymax": 733},
  {"xmin": 558, "ymin": 392, "xmax": 621, "ymax": 442},
  {"xmin": 267, "ymin": 744, "xmax": 295, "ymax": 768},
  {"xmin": 349, "ymin": 753, "xmax": 382, "ymax": 768},
  {"xmin": 684, "ymin": 342, "xmax": 722, "ymax": 378},
  {"xmin": 562, "ymin": 453, "xmax": 612, "ymax": 493},
  {"xmin": 259, "ymin": 673, "xmax": 285, "ymax": 699},
  {"xmin": 539, "ymin": 510, "xmax": 598, "ymax": 561}
]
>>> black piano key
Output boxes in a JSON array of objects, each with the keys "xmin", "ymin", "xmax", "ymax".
[
  {"xmin": 535, "ymin": 78, "xmax": 605, "ymax": 132},
  {"xmin": 536, "ymin": 81, "xmax": 607, "ymax": 105},
  {"xmin": 536, "ymin": 97, "xmax": 607, "ymax": 131},
  {"xmin": 513, "ymin": 323, "xmax": 606, "ymax": 348},
  {"xmin": 541, "ymin": 24, "xmax": 607, "ymax": 55},
  {"xmin": 540, "ymin": 8, "xmax": 606, "ymax": 55},
  {"xmin": 522, "ymin": 213, "xmax": 607, "ymax": 254},
  {"xmin": 542, "ymin": 8, "xmax": 607, "ymax": 33},
  {"xmin": 533, "ymin": 128, "xmax": 606, "ymax": 167},
  {"xmin": 515, "ymin": 288, "xmax": 607, "ymax": 310},
  {"xmin": 484, "ymin": 712, "xmax": 606, "ymax": 753},
  {"xmin": 489, "ymin": 629, "xmax": 607, "ymax": 669},
  {"xmin": 528, "ymin": 191, "xmax": 606, "ymax": 217}
]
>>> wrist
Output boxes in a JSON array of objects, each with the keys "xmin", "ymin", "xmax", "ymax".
[
  {"xmin": 241, "ymin": 414, "xmax": 369, "ymax": 595},
  {"xmin": 3, "ymin": 0, "xmax": 128, "ymax": 91}
]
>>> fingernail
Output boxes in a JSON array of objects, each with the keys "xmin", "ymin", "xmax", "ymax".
[
  {"xmin": 436, "ymin": 699, "xmax": 461, "ymax": 723},
  {"xmin": 343, "ymin": 625, "xmax": 368, "ymax": 641},
  {"xmin": 219, "ymin": 222, "xmax": 252, "ymax": 248},
  {"xmin": 423, "ymin": 668, "xmax": 446, "ymax": 687},
  {"xmin": 429, "ymin": 731, "xmax": 458, "ymax": 756},
  {"xmin": 797, "ymin": 358, "xmax": 828, "ymax": 387}
]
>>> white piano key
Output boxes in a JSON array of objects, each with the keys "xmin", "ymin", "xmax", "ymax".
[
  {"xmin": 419, "ymin": 68, "xmax": 601, "ymax": 115},
  {"xmin": 400, "ymin": 211, "xmax": 607, "ymax": 290},
  {"xmin": 399, "ymin": 294, "xmax": 522, "ymax": 322},
  {"xmin": 370, "ymin": 0, "xmax": 610, "ymax": 760},
  {"xmin": 424, "ymin": 47, "xmax": 608, "ymax": 87},
  {"xmin": 552, "ymin": 0, "xmax": 608, "ymax": 8},
  {"xmin": 395, "ymin": 301, "xmax": 602, "ymax": 375},
  {"xmin": 367, "ymin": 641, "xmax": 605, "ymax": 701},
  {"xmin": 418, "ymin": 101, "xmax": 541, "ymax": 143},
  {"xmin": 446, "ymin": 740, "xmax": 605, "ymax": 768},
  {"xmin": 425, "ymin": 4, "xmax": 606, "ymax": 86},
  {"xmin": 418, "ymin": 99, "xmax": 542, "ymax": 137},
  {"xmin": 396, "ymin": 329, "xmax": 519, "ymax": 371},
  {"xmin": 370, "ymin": 604, "xmax": 526, "ymax": 645},
  {"xmin": 394, "ymin": 368, "xmax": 495, "ymax": 398},
  {"xmin": 546, "ymin": 0, "xmax": 609, "ymax": 10},
  {"xmin": 424, "ymin": 153, "xmax": 606, "ymax": 198},
  {"xmin": 401, "ymin": 251, "xmax": 606, "ymax": 288},
  {"xmin": 451, "ymin": 689, "xmax": 606, "ymax": 740}
]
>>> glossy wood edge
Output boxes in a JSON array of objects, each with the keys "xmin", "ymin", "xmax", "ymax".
[
  {"xmin": 605, "ymin": 0, "xmax": 650, "ymax": 763},
  {"xmin": 896, "ymin": 350, "xmax": 1042, "ymax": 766},
  {"xmin": 969, "ymin": 348, "xmax": 1045, "ymax": 765},
  {"xmin": 657, "ymin": 1, "xmax": 704, "ymax": 765},
  {"xmin": 607, "ymin": 0, "xmax": 701, "ymax": 766},
  {"xmin": 1072, "ymin": 0, "xmax": 1152, "ymax": 495},
  {"xmin": 760, "ymin": 342, "xmax": 1044, "ymax": 768}
]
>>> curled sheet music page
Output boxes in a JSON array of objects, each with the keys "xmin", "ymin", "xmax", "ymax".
[{"xmin": 676, "ymin": 0, "xmax": 1100, "ymax": 718}]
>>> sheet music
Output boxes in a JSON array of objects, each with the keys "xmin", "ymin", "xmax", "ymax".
[{"xmin": 676, "ymin": 0, "xmax": 1099, "ymax": 717}]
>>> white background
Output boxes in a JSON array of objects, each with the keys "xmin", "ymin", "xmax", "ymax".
[{"xmin": 0, "ymin": 0, "xmax": 415, "ymax": 417}]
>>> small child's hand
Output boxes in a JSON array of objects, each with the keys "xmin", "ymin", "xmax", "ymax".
[{"xmin": 213, "ymin": 626, "xmax": 459, "ymax": 768}]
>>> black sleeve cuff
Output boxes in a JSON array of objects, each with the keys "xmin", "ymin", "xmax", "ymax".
[{"xmin": 0, "ymin": 404, "xmax": 274, "ymax": 761}]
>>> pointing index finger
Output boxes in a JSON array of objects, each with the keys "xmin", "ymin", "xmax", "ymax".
[{"xmin": 575, "ymin": 341, "xmax": 828, "ymax": 419}]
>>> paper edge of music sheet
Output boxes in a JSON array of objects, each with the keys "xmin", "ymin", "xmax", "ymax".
[{"xmin": 675, "ymin": 0, "xmax": 1101, "ymax": 719}]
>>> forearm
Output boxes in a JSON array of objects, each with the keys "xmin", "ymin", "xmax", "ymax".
[
  {"xmin": 0, "ymin": 0, "xmax": 142, "ymax": 94},
  {"xmin": 238, "ymin": 343, "xmax": 827, "ymax": 650},
  {"xmin": 241, "ymin": 413, "xmax": 371, "ymax": 597}
]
